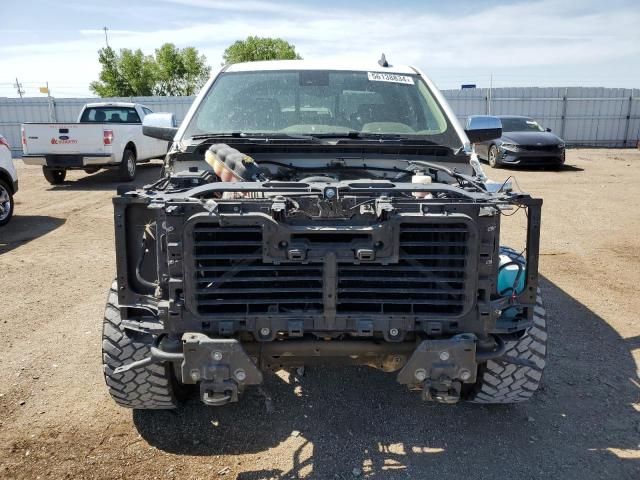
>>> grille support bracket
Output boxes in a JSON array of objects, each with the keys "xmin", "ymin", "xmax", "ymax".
[{"xmin": 322, "ymin": 252, "xmax": 338, "ymax": 330}]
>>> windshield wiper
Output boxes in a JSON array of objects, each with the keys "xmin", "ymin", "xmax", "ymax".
[
  {"xmin": 311, "ymin": 132, "xmax": 449, "ymax": 146},
  {"xmin": 189, "ymin": 132, "xmax": 317, "ymax": 142},
  {"xmin": 310, "ymin": 131, "xmax": 362, "ymax": 139},
  {"xmin": 190, "ymin": 131, "xmax": 408, "ymax": 142},
  {"xmin": 190, "ymin": 131, "xmax": 450, "ymax": 148},
  {"xmin": 312, "ymin": 132, "xmax": 405, "ymax": 141}
]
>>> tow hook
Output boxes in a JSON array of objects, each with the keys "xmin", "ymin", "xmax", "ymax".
[
  {"xmin": 422, "ymin": 379, "xmax": 462, "ymax": 404},
  {"xmin": 397, "ymin": 334, "xmax": 477, "ymax": 404},
  {"xmin": 181, "ymin": 333, "xmax": 263, "ymax": 407},
  {"xmin": 202, "ymin": 389, "xmax": 233, "ymax": 406},
  {"xmin": 113, "ymin": 337, "xmax": 184, "ymax": 374}
]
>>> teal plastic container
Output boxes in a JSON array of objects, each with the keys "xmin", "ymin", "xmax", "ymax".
[{"xmin": 497, "ymin": 253, "xmax": 525, "ymax": 295}]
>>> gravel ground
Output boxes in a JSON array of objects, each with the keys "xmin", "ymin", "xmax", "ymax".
[{"xmin": 0, "ymin": 149, "xmax": 639, "ymax": 479}]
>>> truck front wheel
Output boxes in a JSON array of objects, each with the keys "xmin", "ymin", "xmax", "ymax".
[
  {"xmin": 102, "ymin": 281, "xmax": 178, "ymax": 409},
  {"xmin": 118, "ymin": 148, "xmax": 136, "ymax": 182},
  {"xmin": 470, "ymin": 248, "xmax": 547, "ymax": 403},
  {"xmin": 42, "ymin": 167, "xmax": 66, "ymax": 185}
]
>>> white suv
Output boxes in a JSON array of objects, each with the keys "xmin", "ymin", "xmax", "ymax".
[{"xmin": 0, "ymin": 134, "xmax": 18, "ymax": 226}]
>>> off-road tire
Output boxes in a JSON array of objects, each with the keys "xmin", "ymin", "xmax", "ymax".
[
  {"xmin": 0, "ymin": 179, "xmax": 14, "ymax": 226},
  {"xmin": 470, "ymin": 247, "xmax": 547, "ymax": 403},
  {"xmin": 488, "ymin": 145, "xmax": 500, "ymax": 168},
  {"xmin": 43, "ymin": 167, "xmax": 66, "ymax": 185},
  {"xmin": 102, "ymin": 282, "xmax": 178, "ymax": 409},
  {"xmin": 118, "ymin": 148, "xmax": 136, "ymax": 182}
]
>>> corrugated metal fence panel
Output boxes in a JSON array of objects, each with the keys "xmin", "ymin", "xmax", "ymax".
[
  {"xmin": 0, "ymin": 98, "xmax": 51, "ymax": 155},
  {"xmin": 568, "ymin": 87, "xmax": 633, "ymax": 147},
  {"xmin": 563, "ymin": 87, "xmax": 629, "ymax": 146},
  {"xmin": 629, "ymin": 93, "xmax": 640, "ymax": 147},
  {"xmin": 442, "ymin": 88, "xmax": 488, "ymax": 124},
  {"xmin": 2, "ymin": 89, "xmax": 639, "ymax": 157}
]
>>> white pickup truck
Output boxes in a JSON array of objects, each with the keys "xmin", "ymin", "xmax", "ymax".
[{"xmin": 22, "ymin": 102, "xmax": 170, "ymax": 184}]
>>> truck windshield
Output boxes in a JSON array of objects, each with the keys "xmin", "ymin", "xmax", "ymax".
[
  {"xmin": 183, "ymin": 70, "xmax": 459, "ymax": 147},
  {"xmin": 80, "ymin": 107, "xmax": 141, "ymax": 124}
]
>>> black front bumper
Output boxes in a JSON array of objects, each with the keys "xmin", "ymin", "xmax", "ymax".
[{"xmin": 121, "ymin": 333, "xmax": 482, "ymax": 405}]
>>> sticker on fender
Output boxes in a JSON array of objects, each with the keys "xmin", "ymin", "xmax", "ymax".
[{"xmin": 367, "ymin": 72, "xmax": 414, "ymax": 84}]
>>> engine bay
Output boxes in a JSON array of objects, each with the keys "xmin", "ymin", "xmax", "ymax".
[{"xmin": 150, "ymin": 142, "xmax": 496, "ymax": 202}]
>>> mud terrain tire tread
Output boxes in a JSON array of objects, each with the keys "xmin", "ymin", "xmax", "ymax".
[
  {"xmin": 102, "ymin": 282, "xmax": 177, "ymax": 409},
  {"xmin": 471, "ymin": 247, "xmax": 547, "ymax": 404}
]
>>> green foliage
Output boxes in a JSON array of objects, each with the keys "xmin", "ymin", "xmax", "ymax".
[
  {"xmin": 181, "ymin": 47, "xmax": 211, "ymax": 96},
  {"xmin": 90, "ymin": 44, "xmax": 211, "ymax": 97},
  {"xmin": 222, "ymin": 36, "xmax": 302, "ymax": 64}
]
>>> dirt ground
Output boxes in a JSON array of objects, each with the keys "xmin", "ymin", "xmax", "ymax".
[{"xmin": 0, "ymin": 149, "xmax": 639, "ymax": 479}]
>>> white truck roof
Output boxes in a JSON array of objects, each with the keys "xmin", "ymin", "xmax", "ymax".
[
  {"xmin": 84, "ymin": 102, "xmax": 143, "ymax": 108},
  {"xmin": 225, "ymin": 59, "xmax": 417, "ymax": 75}
]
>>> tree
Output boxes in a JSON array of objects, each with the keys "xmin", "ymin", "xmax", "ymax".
[
  {"xmin": 154, "ymin": 44, "xmax": 210, "ymax": 96},
  {"xmin": 181, "ymin": 47, "xmax": 211, "ymax": 95},
  {"xmin": 90, "ymin": 43, "xmax": 211, "ymax": 97},
  {"xmin": 154, "ymin": 43, "xmax": 185, "ymax": 96},
  {"xmin": 222, "ymin": 36, "xmax": 302, "ymax": 64}
]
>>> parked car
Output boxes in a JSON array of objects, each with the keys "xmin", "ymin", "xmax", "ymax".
[
  {"xmin": 21, "ymin": 102, "xmax": 170, "ymax": 184},
  {"xmin": 0, "ymin": 134, "xmax": 18, "ymax": 226},
  {"xmin": 101, "ymin": 59, "xmax": 546, "ymax": 410},
  {"xmin": 475, "ymin": 115, "xmax": 565, "ymax": 168}
]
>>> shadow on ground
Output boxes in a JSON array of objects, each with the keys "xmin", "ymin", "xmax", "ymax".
[
  {"xmin": 47, "ymin": 163, "xmax": 162, "ymax": 192},
  {"xmin": 0, "ymin": 215, "xmax": 65, "ymax": 254},
  {"xmin": 487, "ymin": 163, "xmax": 584, "ymax": 173},
  {"xmin": 557, "ymin": 164, "xmax": 585, "ymax": 172},
  {"xmin": 133, "ymin": 277, "xmax": 639, "ymax": 479}
]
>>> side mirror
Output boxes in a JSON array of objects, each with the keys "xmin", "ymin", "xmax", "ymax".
[
  {"xmin": 143, "ymin": 113, "xmax": 178, "ymax": 141},
  {"xmin": 545, "ymin": 127, "xmax": 552, "ymax": 132},
  {"xmin": 465, "ymin": 115, "xmax": 502, "ymax": 144}
]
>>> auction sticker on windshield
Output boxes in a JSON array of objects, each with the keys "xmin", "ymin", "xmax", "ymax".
[{"xmin": 367, "ymin": 72, "xmax": 415, "ymax": 84}]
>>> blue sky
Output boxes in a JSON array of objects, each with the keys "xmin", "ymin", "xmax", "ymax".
[{"xmin": 1, "ymin": 0, "xmax": 639, "ymax": 97}]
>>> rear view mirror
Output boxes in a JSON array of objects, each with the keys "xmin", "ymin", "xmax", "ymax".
[
  {"xmin": 143, "ymin": 113, "xmax": 178, "ymax": 141},
  {"xmin": 465, "ymin": 115, "xmax": 502, "ymax": 144}
]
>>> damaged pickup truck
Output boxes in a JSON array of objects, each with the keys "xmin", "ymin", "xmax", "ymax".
[{"xmin": 102, "ymin": 59, "xmax": 546, "ymax": 408}]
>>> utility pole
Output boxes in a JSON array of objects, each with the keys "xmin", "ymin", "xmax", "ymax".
[
  {"xmin": 488, "ymin": 74, "xmax": 493, "ymax": 115},
  {"xmin": 103, "ymin": 26, "xmax": 109, "ymax": 47},
  {"xmin": 45, "ymin": 82, "xmax": 56, "ymax": 122},
  {"xmin": 14, "ymin": 77, "xmax": 24, "ymax": 99}
]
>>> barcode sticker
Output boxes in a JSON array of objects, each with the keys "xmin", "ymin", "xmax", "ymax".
[{"xmin": 367, "ymin": 72, "xmax": 415, "ymax": 84}]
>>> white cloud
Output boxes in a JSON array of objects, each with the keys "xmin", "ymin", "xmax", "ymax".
[
  {"xmin": 157, "ymin": 0, "xmax": 320, "ymax": 16},
  {"xmin": 2, "ymin": 0, "xmax": 639, "ymax": 97}
]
